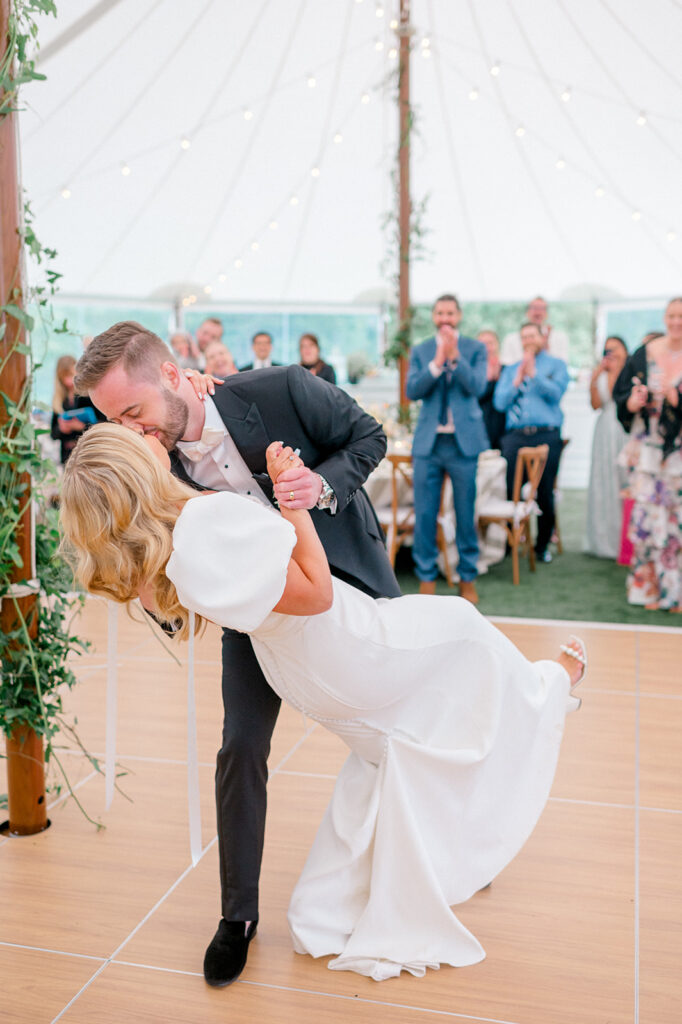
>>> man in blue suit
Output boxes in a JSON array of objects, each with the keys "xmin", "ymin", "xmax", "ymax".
[{"xmin": 406, "ymin": 294, "xmax": 488, "ymax": 603}]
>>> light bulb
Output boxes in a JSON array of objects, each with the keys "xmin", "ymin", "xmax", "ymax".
[
  {"xmin": 361, "ymin": 92, "xmax": 370, "ymax": 104},
  {"xmin": 243, "ymin": 108, "xmax": 253, "ymax": 121},
  {"xmin": 234, "ymin": 258, "xmax": 243, "ymax": 269},
  {"xmin": 595, "ymin": 186, "xmax": 605, "ymax": 198},
  {"xmin": 490, "ymin": 62, "xmax": 500, "ymax": 76},
  {"xmin": 469, "ymin": 87, "xmax": 479, "ymax": 101},
  {"xmin": 60, "ymin": 186, "xmax": 71, "ymax": 199},
  {"xmin": 218, "ymin": 273, "xmax": 227, "ymax": 282},
  {"xmin": 556, "ymin": 158, "xmax": 566, "ymax": 170},
  {"xmin": 269, "ymin": 220, "xmax": 278, "ymax": 230},
  {"xmin": 120, "ymin": 163, "xmax": 131, "ymax": 176},
  {"xmin": 632, "ymin": 210, "xmax": 641, "ymax": 221},
  {"xmin": 251, "ymin": 241, "xmax": 260, "ymax": 251},
  {"xmin": 636, "ymin": 111, "xmax": 647, "ymax": 126},
  {"xmin": 561, "ymin": 87, "xmax": 572, "ymax": 102},
  {"xmin": 180, "ymin": 137, "xmax": 191, "ymax": 150},
  {"xmin": 375, "ymin": 38, "xmax": 384, "ymax": 51},
  {"xmin": 307, "ymin": 75, "xmax": 316, "ymax": 88},
  {"xmin": 311, "ymin": 166, "xmax": 320, "ymax": 177},
  {"xmin": 667, "ymin": 230, "xmax": 677, "ymax": 242},
  {"xmin": 333, "ymin": 132, "xmax": 343, "ymax": 143},
  {"xmin": 388, "ymin": 47, "xmax": 398, "ymax": 59},
  {"xmin": 515, "ymin": 125, "xmax": 526, "ymax": 138},
  {"xmin": 375, "ymin": 4, "xmax": 384, "ymax": 17},
  {"xmin": 203, "ymin": 285, "xmax": 212, "ymax": 295},
  {"xmin": 289, "ymin": 195, "xmax": 299, "ymax": 206}
]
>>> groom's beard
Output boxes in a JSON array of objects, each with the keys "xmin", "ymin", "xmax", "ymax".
[{"xmin": 148, "ymin": 389, "xmax": 189, "ymax": 451}]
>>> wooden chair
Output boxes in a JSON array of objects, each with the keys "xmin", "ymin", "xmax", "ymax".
[
  {"xmin": 378, "ymin": 453, "xmax": 454, "ymax": 587},
  {"xmin": 477, "ymin": 445, "xmax": 549, "ymax": 585}
]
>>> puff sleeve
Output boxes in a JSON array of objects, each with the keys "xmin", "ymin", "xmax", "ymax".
[{"xmin": 166, "ymin": 492, "xmax": 297, "ymax": 632}]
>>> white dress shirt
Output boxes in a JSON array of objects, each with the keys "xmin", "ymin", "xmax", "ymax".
[{"xmin": 176, "ymin": 396, "xmax": 272, "ymax": 507}]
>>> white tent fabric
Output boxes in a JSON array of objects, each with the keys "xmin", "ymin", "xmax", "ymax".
[{"xmin": 19, "ymin": 0, "xmax": 682, "ymax": 304}]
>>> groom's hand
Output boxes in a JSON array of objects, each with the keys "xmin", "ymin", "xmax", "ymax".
[{"xmin": 274, "ymin": 465, "xmax": 323, "ymax": 510}]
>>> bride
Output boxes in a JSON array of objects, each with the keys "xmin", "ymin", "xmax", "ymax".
[{"xmin": 60, "ymin": 423, "xmax": 585, "ymax": 982}]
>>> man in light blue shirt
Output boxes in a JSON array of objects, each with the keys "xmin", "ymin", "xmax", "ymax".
[{"xmin": 494, "ymin": 322, "xmax": 569, "ymax": 562}]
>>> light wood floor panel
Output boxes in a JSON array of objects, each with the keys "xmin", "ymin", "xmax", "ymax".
[
  {"xmin": 59, "ymin": 961, "xmax": 493, "ymax": 1024},
  {"xmin": 639, "ymin": 810, "xmax": 682, "ymax": 1023},
  {"xmin": 0, "ymin": 761, "xmax": 217, "ymax": 958},
  {"xmin": 0, "ymin": 946, "xmax": 103, "ymax": 1024},
  {"xmin": 639, "ymin": 696, "xmax": 682, "ymax": 811},
  {"xmin": 638, "ymin": 631, "xmax": 682, "ymax": 697}
]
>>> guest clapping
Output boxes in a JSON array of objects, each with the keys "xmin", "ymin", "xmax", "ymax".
[
  {"xmin": 299, "ymin": 333, "xmax": 336, "ymax": 384},
  {"xmin": 584, "ymin": 337, "xmax": 628, "ymax": 558},
  {"xmin": 613, "ymin": 299, "xmax": 682, "ymax": 610},
  {"xmin": 477, "ymin": 329, "xmax": 506, "ymax": 450},
  {"xmin": 494, "ymin": 323, "xmax": 569, "ymax": 563}
]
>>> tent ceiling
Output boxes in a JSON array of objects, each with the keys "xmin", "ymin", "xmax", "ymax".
[{"xmin": 19, "ymin": 0, "xmax": 682, "ymax": 305}]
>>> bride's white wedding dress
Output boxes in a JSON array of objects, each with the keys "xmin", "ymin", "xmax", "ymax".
[{"xmin": 166, "ymin": 492, "xmax": 577, "ymax": 981}]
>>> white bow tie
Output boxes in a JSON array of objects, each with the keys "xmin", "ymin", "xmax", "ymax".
[{"xmin": 180, "ymin": 425, "xmax": 225, "ymax": 462}]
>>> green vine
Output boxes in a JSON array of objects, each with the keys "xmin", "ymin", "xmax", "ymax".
[{"xmin": 0, "ymin": 1, "xmax": 116, "ymax": 826}]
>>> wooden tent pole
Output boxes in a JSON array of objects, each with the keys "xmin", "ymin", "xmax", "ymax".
[
  {"xmin": 1, "ymin": 0, "xmax": 47, "ymax": 836},
  {"xmin": 397, "ymin": 0, "xmax": 412, "ymax": 410}
]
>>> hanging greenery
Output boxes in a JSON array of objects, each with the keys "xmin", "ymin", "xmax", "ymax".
[{"xmin": 0, "ymin": 0, "xmax": 114, "ymax": 826}]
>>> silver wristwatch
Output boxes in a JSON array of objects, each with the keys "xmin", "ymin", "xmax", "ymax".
[{"xmin": 316, "ymin": 474, "xmax": 335, "ymax": 511}]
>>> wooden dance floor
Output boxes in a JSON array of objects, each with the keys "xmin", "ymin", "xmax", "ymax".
[{"xmin": 1, "ymin": 598, "xmax": 680, "ymax": 1023}]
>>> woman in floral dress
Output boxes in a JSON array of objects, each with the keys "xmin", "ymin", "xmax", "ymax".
[{"xmin": 614, "ymin": 299, "xmax": 682, "ymax": 610}]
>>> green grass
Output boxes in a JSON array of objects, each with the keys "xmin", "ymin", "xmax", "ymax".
[{"xmin": 394, "ymin": 491, "xmax": 681, "ymax": 627}]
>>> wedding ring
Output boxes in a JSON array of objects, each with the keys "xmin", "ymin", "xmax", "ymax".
[
  {"xmin": 289, "ymin": 491, "xmax": 295, "ymax": 501},
  {"xmin": 288, "ymin": 454, "xmax": 295, "ymax": 460}
]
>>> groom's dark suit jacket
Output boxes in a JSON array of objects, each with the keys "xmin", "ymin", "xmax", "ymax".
[{"xmin": 169, "ymin": 364, "xmax": 401, "ymax": 600}]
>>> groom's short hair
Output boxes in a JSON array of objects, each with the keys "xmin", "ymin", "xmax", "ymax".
[{"xmin": 75, "ymin": 321, "xmax": 175, "ymax": 394}]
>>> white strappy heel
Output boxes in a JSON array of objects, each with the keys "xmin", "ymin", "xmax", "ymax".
[{"xmin": 559, "ymin": 634, "xmax": 587, "ymax": 709}]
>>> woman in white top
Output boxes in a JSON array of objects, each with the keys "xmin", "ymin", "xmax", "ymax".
[{"xmin": 60, "ymin": 424, "xmax": 586, "ymax": 982}]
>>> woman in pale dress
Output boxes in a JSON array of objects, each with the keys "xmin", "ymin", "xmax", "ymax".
[
  {"xmin": 584, "ymin": 336, "xmax": 628, "ymax": 557},
  {"xmin": 614, "ymin": 299, "xmax": 682, "ymax": 610},
  {"xmin": 60, "ymin": 424, "xmax": 586, "ymax": 981}
]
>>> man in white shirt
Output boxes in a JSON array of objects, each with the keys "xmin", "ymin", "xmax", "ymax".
[
  {"xmin": 501, "ymin": 296, "xmax": 569, "ymax": 366},
  {"xmin": 240, "ymin": 331, "xmax": 281, "ymax": 371}
]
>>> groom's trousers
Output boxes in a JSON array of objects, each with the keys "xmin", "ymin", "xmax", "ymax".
[{"xmin": 217, "ymin": 627, "xmax": 281, "ymax": 923}]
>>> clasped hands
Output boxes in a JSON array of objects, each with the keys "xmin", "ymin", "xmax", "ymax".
[
  {"xmin": 513, "ymin": 351, "xmax": 536, "ymax": 388},
  {"xmin": 434, "ymin": 325, "xmax": 459, "ymax": 367},
  {"xmin": 266, "ymin": 442, "xmax": 322, "ymax": 510}
]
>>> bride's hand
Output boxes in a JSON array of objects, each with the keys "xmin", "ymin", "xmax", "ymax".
[
  {"xmin": 266, "ymin": 442, "xmax": 304, "ymax": 483},
  {"xmin": 184, "ymin": 368, "xmax": 223, "ymax": 400}
]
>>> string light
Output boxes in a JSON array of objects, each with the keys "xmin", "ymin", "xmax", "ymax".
[
  {"xmin": 632, "ymin": 210, "xmax": 641, "ymax": 221},
  {"xmin": 180, "ymin": 137, "xmax": 191, "ymax": 150},
  {"xmin": 489, "ymin": 61, "xmax": 500, "ymax": 76},
  {"xmin": 289, "ymin": 195, "xmax": 299, "ymax": 206},
  {"xmin": 188, "ymin": 294, "xmax": 197, "ymax": 304},
  {"xmin": 667, "ymin": 230, "xmax": 677, "ymax": 242},
  {"xmin": 203, "ymin": 285, "xmax": 212, "ymax": 295},
  {"xmin": 389, "ymin": 18, "xmax": 398, "ymax": 29},
  {"xmin": 60, "ymin": 186, "xmax": 71, "ymax": 199},
  {"xmin": 243, "ymin": 108, "xmax": 253, "ymax": 121},
  {"xmin": 388, "ymin": 47, "xmax": 398, "ymax": 60},
  {"xmin": 422, "ymin": 47, "xmax": 431, "ymax": 59},
  {"xmin": 250, "ymin": 241, "xmax": 260, "ymax": 251},
  {"xmin": 556, "ymin": 157, "xmax": 566, "ymax": 170},
  {"xmin": 234, "ymin": 258, "xmax": 243, "ymax": 269},
  {"xmin": 120, "ymin": 162, "xmax": 131, "ymax": 176},
  {"xmin": 361, "ymin": 92, "xmax": 370, "ymax": 104},
  {"xmin": 307, "ymin": 74, "xmax": 316, "ymax": 88},
  {"xmin": 269, "ymin": 220, "xmax": 278, "ymax": 230},
  {"xmin": 333, "ymin": 132, "xmax": 343, "ymax": 143},
  {"xmin": 421, "ymin": 37, "xmax": 430, "ymax": 48},
  {"xmin": 218, "ymin": 272, "xmax": 227, "ymax": 282},
  {"xmin": 375, "ymin": 38, "xmax": 384, "ymax": 51},
  {"xmin": 560, "ymin": 87, "xmax": 572, "ymax": 103},
  {"xmin": 595, "ymin": 185, "xmax": 605, "ymax": 197},
  {"xmin": 515, "ymin": 125, "xmax": 526, "ymax": 138},
  {"xmin": 311, "ymin": 166, "xmax": 320, "ymax": 177},
  {"xmin": 636, "ymin": 111, "xmax": 647, "ymax": 126},
  {"xmin": 468, "ymin": 87, "xmax": 479, "ymax": 101},
  {"xmin": 375, "ymin": 4, "xmax": 384, "ymax": 17}
]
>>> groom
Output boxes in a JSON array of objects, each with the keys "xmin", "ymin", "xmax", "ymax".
[{"xmin": 75, "ymin": 322, "xmax": 400, "ymax": 987}]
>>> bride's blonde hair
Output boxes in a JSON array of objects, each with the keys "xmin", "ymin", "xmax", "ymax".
[{"xmin": 60, "ymin": 423, "xmax": 203, "ymax": 639}]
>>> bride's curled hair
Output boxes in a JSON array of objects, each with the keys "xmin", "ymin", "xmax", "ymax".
[{"xmin": 60, "ymin": 423, "xmax": 202, "ymax": 639}]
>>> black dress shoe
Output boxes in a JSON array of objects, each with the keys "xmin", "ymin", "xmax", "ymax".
[{"xmin": 203, "ymin": 919, "xmax": 258, "ymax": 987}]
